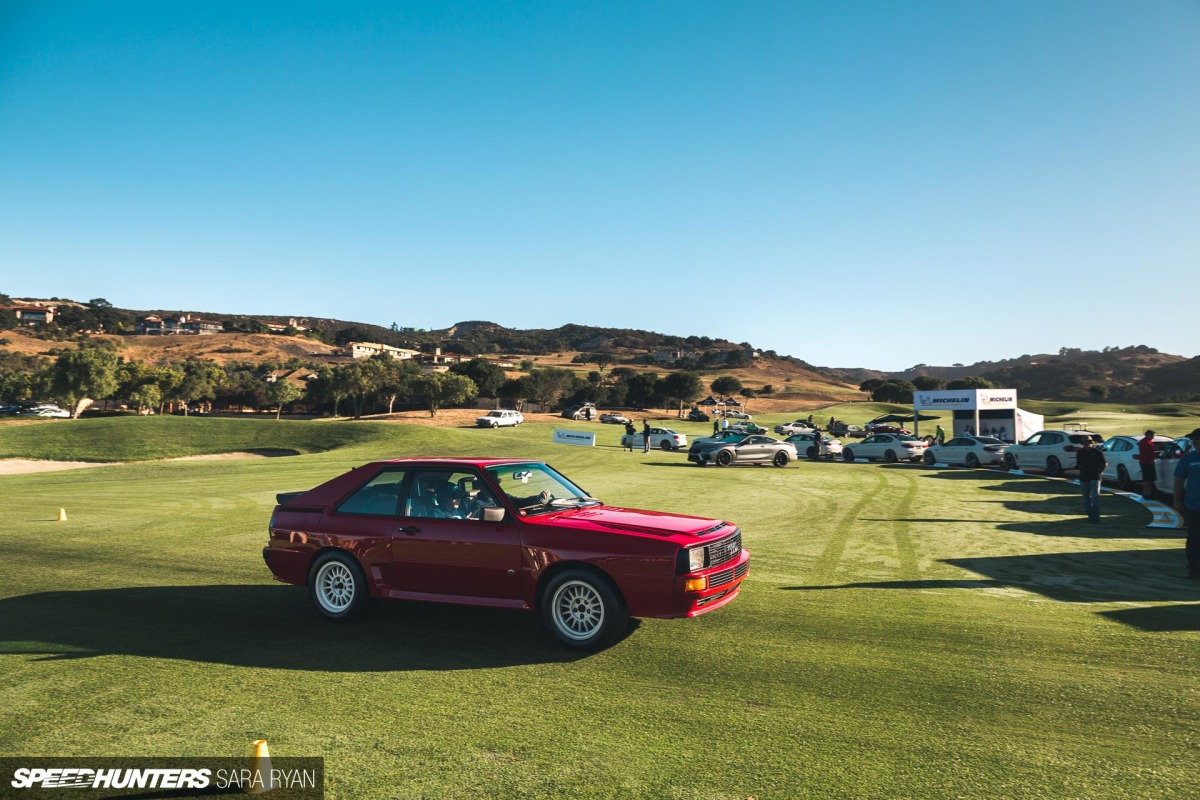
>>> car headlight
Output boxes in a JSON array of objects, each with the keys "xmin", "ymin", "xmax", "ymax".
[{"xmin": 687, "ymin": 547, "xmax": 705, "ymax": 572}]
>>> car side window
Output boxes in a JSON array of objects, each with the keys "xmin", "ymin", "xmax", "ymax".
[
  {"xmin": 336, "ymin": 469, "xmax": 408, "ymax": 516},
  {"xmin": 405, "ymin": 469, "xmax": 494, "ymax": 520},
  {"xmin": 1041, "ymin": 434, "xmax": 1061, "ymax": 446},
  {"xmin": 1024, "ymin": 434, "xmax": 1041, "ymax": 446}
]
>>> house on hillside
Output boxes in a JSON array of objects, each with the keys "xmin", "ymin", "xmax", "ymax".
[
  {"xmin": 4, "ymin": 304, "xmax": 57, "ymax": 325},
  {"xmin": 345, "ymin": 341, "xmax": 421, "ymax": 361},
  {"xmin": 652, "ymin": 349, "xmax": 701, "ymax": 364}
]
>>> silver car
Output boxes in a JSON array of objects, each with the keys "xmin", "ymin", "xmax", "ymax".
[{"xmin": 687, "ymin": 434, "xmax": 796, "ymax": 467}]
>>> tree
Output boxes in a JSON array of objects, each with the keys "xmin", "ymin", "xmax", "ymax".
[
  {"xmin": 449, "ymin": 358, "xmax": 507, "ymax": 401},
  {"xmin": 625, "ymin": 372, "xmax": 660, "ymax": 409},
  {"xmin": 127, "ymin": 384, "xmax": 161, "ymax": 415},
  {"xmin": 912, "ymin": 376, "xmax": 947, "ymax": 391},
  {"xmin": 375, "ymin": 357, "xmax": 421, "ymax": 414},
  {"xmin": 412, "ymin": 372, "xmax": 477, "ymax": 418},
  {"xmin": 265, "ymin": 379, "xmax": 304, "ymax": 419},
  {"xmin": 178, "ymin": 359, "xmax": 224, "ymax": 414},
  {"xmin": 660, "ymin": 372, "xmax": 704, "ymax": 417},
  {"xmin": 1087, "ymin": 384, "xmax": 1109, "ymax": 400},
  {"xmin": 859, "ymin": 378, "xmax": 885, "ymax": 393},
  {"xmin": 49, "ymin": 345, "xmax": 119, "ymax": 417},
  {"xmin": 522, "ymin": 367, "xmax": 576, "ymax": 409},
  {"xmin": 871, "ymin": 380, "xmax": 916, "ymax": 403},
  {"xmin": 946, "ymin": 375, "xmax": 994, "ymax": 390},
  {"xmin": 711, "ymin": 376, "xmax": 742, "ymax": 397}
]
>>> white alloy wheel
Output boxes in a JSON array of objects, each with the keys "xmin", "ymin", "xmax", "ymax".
[
  {"xmin": 314, "ymin": 560, "xmax": 357, "ymax": 614},
  {"xmin": 550, "ymin": 579, "xmax": 606, "ymax": 642}
]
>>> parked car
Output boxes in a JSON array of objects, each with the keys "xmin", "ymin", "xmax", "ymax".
[
  {"xmin": 721, "ymin": 410, "xmax": 751, "ymax": 419},
  {"xmin": 727, "ymin": 422, "xmax": 767, "ymax": 435},
  {"xmin": 842, "ymin": 434, "xmax": 929, "ymax": 463},
  {"xmin": 774, "ymin": 420, "xmax": 817, "ymax": 436},
  {"xmin": 1098, "ymin": 434, "xmax": 1174, "ymax": 490},
  {"xmin": 475, "ymin": 409, "xmax": 524, "ymax": 428},
  {"xmin": 687, "ymin": 408, "xmax": 711, "ymax": 422},
  {"xmin": 830, "ymin": 422, "xmax": 867, "ymax": 439},
  {"xmin": 1154, "ymin": 436, "xmax": 1197, "ymax": 494},
  {"xmin": 264, "ymin": 458, "xmax": 749, "ymax": 650},
  {"xmin": 784, "ymin": 432, "xmax": 843, "ymax": 460},
  {"xmin": 864, "ymin": 416, "xmax": 911, "ymax": 435},
  {"xmin": 688, "ymin": 434, "xmax": 796, "ymax": 467},
  {"xmin": 562, "ymin": 402, "xmax": 597, "ymax": 421},
  {"xmin": 923, "ymin": 436, "xmax": 1010, "ymax": 468},
  {"xmin": 1002, "ymin": 429, "xmax": 1105, "ymax": 476},
  {"xmin": 599, "ymin": 412, "xmax": 630, "ymax": 425},
  {"xmin": 621, "ymin": 427, "xmax": 688, "ymax": 451},
  {"xmin": 17, "ymin": 404, "xmax": 70, "ymax": 418}
]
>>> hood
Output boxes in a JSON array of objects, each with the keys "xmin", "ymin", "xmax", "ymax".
[{"xmin": 533, "ymin": 505, "xmax": 731, "ymax": 540}]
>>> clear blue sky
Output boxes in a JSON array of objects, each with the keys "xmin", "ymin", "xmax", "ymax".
[{"xmin": 2, "ymin": 1, "xmax": 1197, "ymax": 371}]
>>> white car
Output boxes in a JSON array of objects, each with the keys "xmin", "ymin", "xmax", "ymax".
[
  {"xmin": 1154, "ymin": 437, "xmax": 1197, "ymax": 494},
  {"xmin": 621, "ymin": 427, "xmax": 688, "ymax": 451},
  {"xmin": 1098, "ymin": 434, "xmax": 1174, "ymax": 491},
  {"xmin": 784, "ymin": 432, "xmax": 843, "ymax": 459},
  {"xmin": 1002, "ymin": 429, "xmax": 1105, "ymax": 477},
  {"xmin": 599, "ymin": 412, "xmax": 630, "ymax": 425},
  {"xmin": 475, "ymin": 409, "xmax": 524, "ymax": 428},
  {"xmin": 774, "ymin": 420, "xmax": 817, "ymax": 436},
  {"xmin": 842, "ymin": 434, "xmax": 929, "ymax": 463},
  {"xmin": 20, "ymin": 405, "xmax": 70, "ymax": 418},
  {"xmin": 924, "ymin": 436, "xmax": 1010, "ymax": 468},
  {"xmin": 722, "ymin": 410, "xmax": 751, "ymax": 419}
]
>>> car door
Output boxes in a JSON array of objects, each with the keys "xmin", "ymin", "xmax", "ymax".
[
  {"xmin": 738, "ymin": 436, "xmax": 770, "ymax": 463},
  {"xmin": 389, "ymin": 468, "xmax": 523, "ymax": 604},
  {"xmin": 1036, "ymin": 432, "xmax": 1063, "ymax": 469}
]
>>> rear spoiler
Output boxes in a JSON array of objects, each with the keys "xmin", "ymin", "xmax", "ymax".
[{"xmin": 275, "ymin": 491, "xmax": 305, "ymax": 505}]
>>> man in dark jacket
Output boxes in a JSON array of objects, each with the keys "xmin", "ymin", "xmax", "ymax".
[
  {"xmin": 642, "ymin": 420, "xmax": 651, "ymax": 453},
  {"xmin": 1076, "ymin": 437, "xmax": 1107, "ymax": 524}
]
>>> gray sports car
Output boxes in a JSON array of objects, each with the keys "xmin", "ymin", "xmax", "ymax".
[{"xmin": 687, "ymin": 434, "xmax": 797, "ymax": 467}]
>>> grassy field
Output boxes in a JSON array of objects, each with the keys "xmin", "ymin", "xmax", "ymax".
[{"xmin": 1, "ymin": 409, "xmax": 1198, "ymax": 799}]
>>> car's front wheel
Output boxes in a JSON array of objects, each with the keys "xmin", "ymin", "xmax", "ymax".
[
  {"xmin": 1046, "ymin": 456, "xmax": 1064, "ymax": 477},
  {"xmin": 843, "ymin": 449, "xmax": 855, "ymax": 462},
  {"xmin": 1004, "ymin": 453, "xmax": 1018, "ymax": 470},
  {"xmin": 923, "ymin": 451, "xmax": 936, "ymax": 466},
  {"xmin": 773, "ymin": 451, "xmax": 789, "ymax": 467},
  {"xmin": 716, "ymin": 450, "xmax": 734, "ymax": 467},
  {"xmin": 309, "ymin": 551, "xmax": 372, "ymax": 622},
  {"xmin": 541, "ymin": 570, "xmax": 628, "ymax": 650}
]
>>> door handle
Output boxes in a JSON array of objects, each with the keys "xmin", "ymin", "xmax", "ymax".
[{"xmin": 397, "ymin": 526, "xmax": 420, "ymax": 535}]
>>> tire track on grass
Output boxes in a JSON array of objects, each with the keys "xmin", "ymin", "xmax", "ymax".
[
  {"xmin": 889, "ymin": 467, "xmax": 922, "ymax": 580},
  {"xmin": 808, "ymin": 468, "xmax": 888, "ymax": 582}
]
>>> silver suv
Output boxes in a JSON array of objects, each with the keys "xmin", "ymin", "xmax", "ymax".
[{"xmin": 1002, "ymin": 429, "xmax": 1104, "ymax": 476}]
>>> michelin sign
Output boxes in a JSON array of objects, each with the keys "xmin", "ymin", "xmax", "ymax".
[
  {"xmin": 553, "ymin": 429, "xmax": 596, "ymax": 447},
  {"xmin": 914, "ymin": 390, "xmax": 1016, "ymax": 410}
]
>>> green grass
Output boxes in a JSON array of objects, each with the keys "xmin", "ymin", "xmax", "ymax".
[{"xmin": 1, "ymin": 415, "xmax": 1198, "ymax": 798}]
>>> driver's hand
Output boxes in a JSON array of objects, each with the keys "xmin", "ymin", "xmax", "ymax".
[{"xmin": 540, "ymin": 490, "xmax": 552, "ymax": 503}]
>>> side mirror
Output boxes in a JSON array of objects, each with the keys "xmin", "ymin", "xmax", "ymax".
[{"xmin": 482, "ymin": 507, "xmax": 505, "ymax": 523}]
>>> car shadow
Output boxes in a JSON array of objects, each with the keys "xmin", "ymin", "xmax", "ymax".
[
  {"xmin": 1098, "ymin": 604, "xmax": 1200, "ymax": 632},
  {"xmin": 0, "ymin": 585, "xmax": 620, "ymax": 670},
  {"xmin": 781, "ymin": 548, "xmax": 1198, "ymax": 607}
]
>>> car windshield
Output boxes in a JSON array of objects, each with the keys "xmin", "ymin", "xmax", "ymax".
[{"xmin": 484, "ymin": 462, "xmax": 598, "ymax": 517}]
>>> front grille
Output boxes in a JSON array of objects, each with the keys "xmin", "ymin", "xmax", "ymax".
[{"xmin": 705, "ymin": 530, "xmax": 742, "ymax": 569}]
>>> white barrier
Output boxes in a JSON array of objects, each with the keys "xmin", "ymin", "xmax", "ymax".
[{"xmin": 552, "ymin": 429, "xmax": 596, "ymax": 447}]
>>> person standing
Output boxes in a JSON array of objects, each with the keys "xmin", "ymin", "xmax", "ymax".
[
  {"xmin": 623, "ymin": 420, "xmax": 636, "ymax": 451},
  {"xmin": 642, "ymin": 420, "xmax": 651, "ymax": 453},
  {"xmin": 1076, "ymin": 436, "xmax": 1107, "ymax": 524},
  {"xmin": 935, "ymin": 424, "xmax": 945, "ymax": 445},
  {"xmin": 720, "ymin": 415, "xmax": 728, "ymax": 432},
  {"xmin": 712, "ymin": 417, "xmax": 720, "ymax": 436},
  {"xmin": 1137, "ymin": 430, "xmax": 1158, "ymax": 497},
  {"xmin": 1173, "ymin": 428, "xmax": 1200, "ymax": 579}
]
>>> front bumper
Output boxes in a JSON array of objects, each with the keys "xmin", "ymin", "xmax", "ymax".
[{"xmin": 672, "ymin": 548, "xmax": 750, "ymax": 617}]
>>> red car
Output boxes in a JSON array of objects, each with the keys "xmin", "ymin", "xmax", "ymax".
[{"xmin": 263, "ymin": 458, "xmax": 749, "ymax": 649}]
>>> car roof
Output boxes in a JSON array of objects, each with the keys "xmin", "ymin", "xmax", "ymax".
[{"xmin": 374, "ymin": 457, "xmax": 537, "ymax": 468}]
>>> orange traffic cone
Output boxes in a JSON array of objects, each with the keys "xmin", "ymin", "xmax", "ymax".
[
  {"xmin": 56, "ymin": 508, "xmax": 67, "ymax": 522},
  {"xmin": 247, "ymin": 739, "xmax": 275, "ymax": 794}
]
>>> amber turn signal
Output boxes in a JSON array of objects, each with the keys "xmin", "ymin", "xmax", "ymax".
[{"xmin": 684, "ymin": 577, "xmax": 707, "ymax": 592}]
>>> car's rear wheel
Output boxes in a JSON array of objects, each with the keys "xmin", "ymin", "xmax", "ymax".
[
  {"xmin": 773, "ymin": 451, "xmax": 789, "ymax": 467},
  {"xmin": 660, "ymin": 440, "xmax": 673, "ymax": 451},
  {"xmin": 1117, "ymin": 465, "xmax": 1131, "ymax": 490},
  {"xmin": 1046, "ymin": 456, "xmax": 1064, "ymax": 477},
  {"xmin": 309, "ymin": 551, "xmax": 372, "ymax": 622},
  {"xmin": 541, "ymin": 569, "xmax": 627, "ymax": 650},
  {"xmin": 1004, "ymin": 453, "xmax": 1018, "ymax": 470},
  {"xmin": 923, "ymin": 451, "xmax": 936, "ymax": 466},
  {"xmin": 843, "ymin": 449, "xmax": 855, "ymax": 462},
  {"xmin": 716, "ymin": 450, "xmax": 734, "ymax": 467},
  {"xmin": 883, "ymin": 449, "xmax": 898, "ymax": 463},
  {"xmin": 807, "ymin": 446, "xmax": 818, "ymax": 459},
  {"xmin": 966, "ymin": 453, "xmax": 981, "ymax": 468}
]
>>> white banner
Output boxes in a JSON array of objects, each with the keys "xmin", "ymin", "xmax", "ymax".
[{"xmin": 553, "ymin": 429, "xmax": 596, "ymax": 447}]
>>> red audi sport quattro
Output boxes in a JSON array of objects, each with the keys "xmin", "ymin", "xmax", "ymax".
[{"xmin": 263, "ymin": 458, "xmax": 749, "ymax": 649}]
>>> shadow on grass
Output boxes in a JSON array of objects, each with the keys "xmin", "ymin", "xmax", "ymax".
[
  {"xmin": 782, "ymin": 548, "xmax": 1199, "ymax": 606},
  {"xmin": 1099, "ymin": 604, "xmax": 1200, "ymax": 632},
  {"xmin": 0, "ymin": 585, "xmax": 622, "ymax": 670}
]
